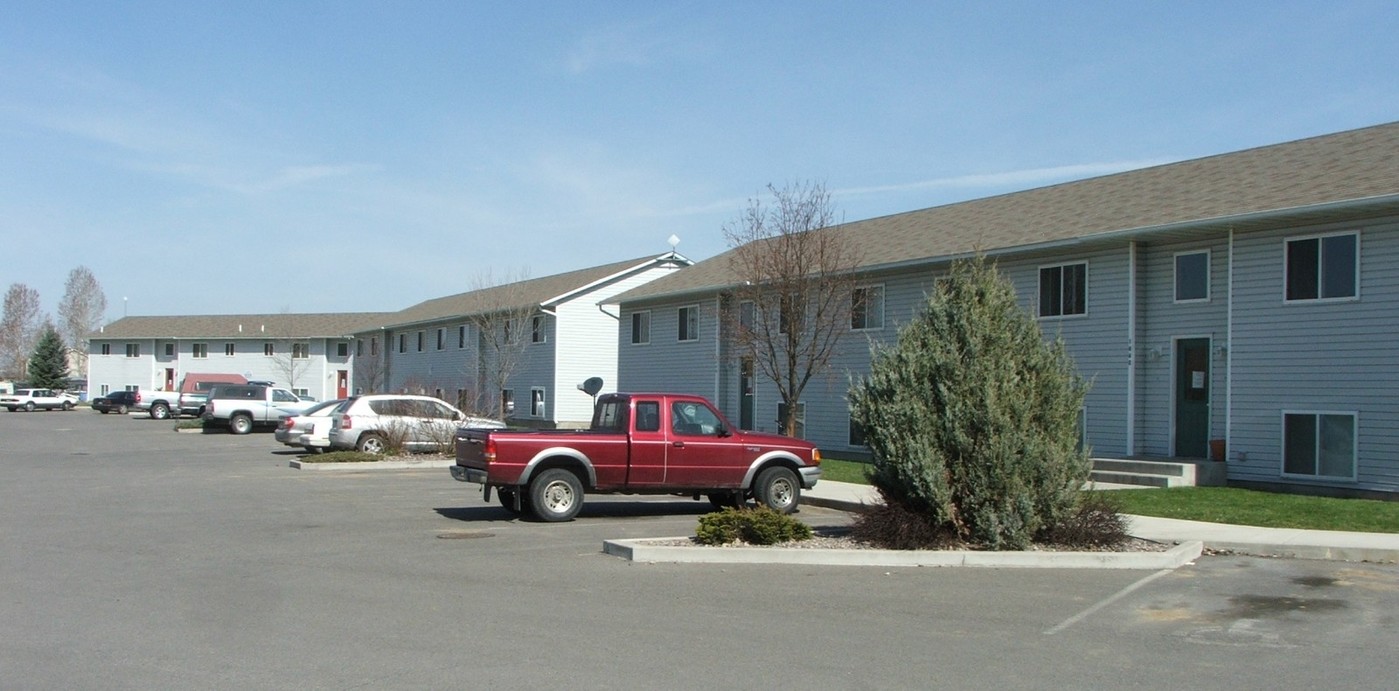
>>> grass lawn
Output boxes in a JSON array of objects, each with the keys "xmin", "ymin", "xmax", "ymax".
[{"xmin": 818, "ymin": 456, "xmax": 1399, "ymax": 533}]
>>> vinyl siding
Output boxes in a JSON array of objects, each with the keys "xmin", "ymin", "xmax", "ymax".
[
  {"xmin": 1228, "ymin": 219, "xmax": 1399, "ymax": 492},
  {"xmin": 88, "ymin": 337, "xmax": 350, "ymax": 401},
  {"xmin": 618, "ymin": 297, "xmax": 721, "ymax": 399}
]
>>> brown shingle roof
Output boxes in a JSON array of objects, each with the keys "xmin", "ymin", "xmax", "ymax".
[
  {"xmin": 616, "ymin": 121, "xmax": 1399, "ymax": 303},
  {"xmin": 381, "ymin": 254, "xmax": 678, "ymax": 329},
  {"xmin": 92, "ymin": 313, "xmax": 393, "ymax": 339}
]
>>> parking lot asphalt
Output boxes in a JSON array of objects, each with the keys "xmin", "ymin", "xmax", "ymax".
[{"xmin": 3, "ymin": 410, "xmax": 1398, "ymax": 689}]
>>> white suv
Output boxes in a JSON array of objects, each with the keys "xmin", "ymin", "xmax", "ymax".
[{"xmin": 327, "ymin": 394, "xmax": 504, "ymax": 454}]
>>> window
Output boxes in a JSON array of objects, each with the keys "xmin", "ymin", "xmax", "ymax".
[
  {"xmin": 337, "ymin": 342, "xmax": 348, "ymax": 358},
  {"xmin": 1174, "ymin": 251, "xmax": 1210, "ymax": 302},
  {"xmin": 777, "ymin": 401, "xmax": 806, "ymax": 439},
  {"xmin": 501, "ymin": 389, "xmax": 515, "ymax": 416},
  {"xmin": 1038, "ymin": 262, "xmax": 1087, "ymax": 317},
  {"xmin": 126, "ymin": 343, "xmax": 141, "ymax": 358},
  {"xmin": 264, "ymin": 342, "xmax": 275, "ymax": 356},
  {"xmin": 1283, "ymin": 412, "xmax": 1356, "ymax": 479},
  {"xmin": 436, "ymin": 328, "xmax": 445, "ymax": 351},
  {"xmin": 370, "ymin": 337, "xmax": 378, "ymax": 356},
  {"xmin": 678, "ymin": 306, "xmax": 698, "ymax": 342},
  {"xmin": 356, "ymin": 339, "xmax": 364, "ymax": 357},
  {"xmin": 593, "ymin": 399, "xmax": 628, "ymax": 432},
  {"xmin": 224, "ymin": 342, "xmax": 236, "ymax": 356},
  {"xmin": 100, "ymin": 384, "xmax": 110, "ymax": 395},
  {"xmin": 738, "ymin": 300, "xmax": 755, "ymax": 332},
  {"xmin": 163, "ymin": 343, "xmax": 174, "ymax": 357},
  {"xmin": 671, "ymin": 400, "xmax": 723, "ymax": 436},
  {"xmin": 1286, "ymin": 232, "xmax": 1358, "ymax": 301},
  {"xmin": 852, "ymin": 285, "xmax": 885, "ymax": 330},
  {"xmin": 631, "ymin": 311, "xmax": 651, "ymax": 345},
  {"xmin": 530, "ymin": 388, "xmax": 546, "ymax": 417},
  {"xmin": 849, "ymin": 416, "xmax": 867, "ymax": 447},
  {"xmin": 191, "ymin": 343, "xmax": 207, "ymax": 359},
  {"xmin": 398, "ymin": 334, "xmax": 406, "ymax": 353},
  {"xmin": 292, "ymin": 343, "xmax": 309, "ymax": 359},
  {"xmin": 779, "ymin": 294, "xmax": 804, "ymax": 334},
  {"xmin": 292, "ymin": 388, "xmax": 310, "ymax": 398},
  {"xmin": 100, "ymin": 343, "xmax": 111, "ymax": 356},
  {"xmin": 635, "ymin": 401, "xmax": 661, "ymax": 432},
  {"xmin": 417, "ymin": 331, "xmax": 424, "ymax": 352},
  {"xmin": 458, "ymin": 325, "xmax": 467, "ymax": 349},
  {"xmin": 532, "ymin": 315, "xmax": 546, "ymax": 344}
]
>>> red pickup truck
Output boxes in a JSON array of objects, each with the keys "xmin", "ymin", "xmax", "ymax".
[{"xmin": 451, "ymin": 392, "xmax": 822, "ymax": 521}]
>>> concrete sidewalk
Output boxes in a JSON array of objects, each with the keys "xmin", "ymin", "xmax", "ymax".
[{"xmin": 802, "ymin": 480, "xmax": 1399, "ymax": 563}]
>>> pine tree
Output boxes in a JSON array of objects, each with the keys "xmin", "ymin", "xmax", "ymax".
[
  {"xmin": 28, "ymin": 325, "xmax": 70, "ymax": 390},
  {"xmin": 848, "ymin": 255, "xmax": 1090, "ymax": 550}
]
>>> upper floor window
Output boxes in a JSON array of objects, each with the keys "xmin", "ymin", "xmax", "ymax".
[
  {"xmin": 1038, "ymin": 262, "xmax": 1087, "ymax": 318},
  {"xmin": 678, "ymin": 306, "xmax": 699, "ymax": 342},
  {"xmin": 436, "ymin": 328, "xmax": 445, "ymax": 351},
  {"xmin": 100, "ymin": 343, "xmax": 111, "ymax": 356},
  {"xmin": 356, "ymin": 339, "xmax": 364, "ymax": 357},
  {"xmin": 398, "ymin": 334, "xmax": 406, "ymax": 353},
  {"xmin": 852, "ymin": 285, "xmax": 885, "ymax": 330},
  {"xmin": 532, "ymin": 315, "xmax": 546, "ymax": 344},
  {"xmin": 1286, "ymin": 232, "xmax": 1358, "ymax": 301},
  {"xmin": 125, "ymin": 343, "xmax": 141, "ymax": 358},
  {"xmin": 631, "ymin": 311, "xmax": 650, "ymax": 345},
  {"xmin": 1174, "ymin": 251, "xmax": 1210, "ymax": 303},
  {"xmin": 224, "ymin": 342, "xmax": 236, "ymax": 356},
  {"xmin": 458, "ymin": 325, "xmax": 467, "ymax": 349},
  {"xmin": 416, "ymin": 331, "xmax": 424, "ymax": 352},
  {"xmin": 292, "ymin": 343, "xmax": 309, "ymax": 359},
  {"xmin": 192, "ymin": 343, "xmax": 208, "ymax": 359},
  {"xmin": 164, "ymin": 343, "xmax": 175, "ymax": 357},
  {"xmin": 370, "ymin": 337, "xmax": 378, "ymax": 356},
  {"xmin": 336, "ymin": 342, "xmax": 349, "ymax": 357},
  {"xmin": 264, "ymin": 342, "xmax": 274, "ymax": 356}
]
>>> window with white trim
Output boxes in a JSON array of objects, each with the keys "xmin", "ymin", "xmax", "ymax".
[
  {"xmin": 458, "ymin": 325, "xmax": 467, "ymax": 349},
  {"xmin": 1283, "ymin": 412, "xmax": 1356, "ymax": 479},
  {"xmin": 1286, "ymin": 232, "xmax": 1358, "ymax": 301},
  {"xmin": 1038, "ymin": 262, "xmax": 1087, "ymax": 317},
  {"xmin": 678, "ymin": 306, "xmax": 698, "ymax": 342},
  {"xmin": 416, "ymin": 331, "xmax": 424, "ymax": 352},
  {"xmin": 532, "ymin": 315, "xmax": 546, "ymax": 344},
  {"xmin": 851, "ymin": 285, "xmax": 885, "ymax": 330},
  {"xmin": 292, "ymin": 343, "xmax": 309, "ymax": 359},
  {"xmin": 437, "ymin": 328, "xmax": 445, "ymax": 350},
  {"xmin": 1174, "ymin": 251, "xmax": 1210, "ymax": 303},
  {"xmin": 631, "ymin": 311, "xmax": 650, "ymax": 345},
  {"xmin": 336, "ymin": 342, "xmax": 348, "ymax": 357},
  {"xmin": 224, "ymin": 342, "xmax": 236, "ymax": 356},
  {"xmin": 125, "ymin": 343, "xmax": 140, "ymax": 358},
  {"xmin": 100, "ymin": 343, "xmax": 111, "ymax": 355},
  {"xmin": 501, "ymin": 389, "xmax": 515, "ymax": 416},
  {"xmin": 530, "ymin": 388, "xmax": 546, "ymax": 417},
  {"xmin": 264, "ymin": 342, "xmax": 275, "ymax": 356}
]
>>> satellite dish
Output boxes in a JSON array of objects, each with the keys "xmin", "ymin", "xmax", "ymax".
[{"xmin": 578, "ymin": 377, "xmax": 604, "ymax": 397}]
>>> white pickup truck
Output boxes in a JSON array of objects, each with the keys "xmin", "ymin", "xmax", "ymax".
[
  {"xmin": 203, "ymin": 384, "xmax": 317, "ymax": 434},
  {"xmin": 1, "ymin": 388, "xmax": 79, "ymax": 412}
]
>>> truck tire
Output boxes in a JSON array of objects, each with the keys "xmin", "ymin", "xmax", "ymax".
[
  {"xmin": 754, "ymin": 466, "xmax": 800, "ymax": 514},
  {"xmin": 229, "ymin": 413, "xmax": 253, "ymax": 435},
  {"xmin": 150, "ymin": 401, "xmax": 171, "ymax": 420},
  {"xmin": 497, "ymin": 487, "xmax": 529, "ymax": 515},
  {"xmin": 529, "ymin": 469, "xmax": 584, "ymax": 522},
  {"xmin": 356, "ymin": 433, "xmax": 387, "ymax": 454},
  {"xmin": 116, "ymin": 404, "xmax": 128, "ymax": 415}
]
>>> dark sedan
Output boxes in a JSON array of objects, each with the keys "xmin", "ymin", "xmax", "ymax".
[{"xmin": 91, "ymin": 390, "xmax": 140, "ymax": 415}]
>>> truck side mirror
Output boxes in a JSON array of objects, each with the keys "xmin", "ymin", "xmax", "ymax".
[{"xmin": 716, "ymin": 424, "xmax": 731, "ymax": 438}]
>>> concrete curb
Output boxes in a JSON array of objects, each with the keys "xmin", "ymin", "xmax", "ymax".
[
  {"xmin": 603, "ymin": 537, "xmax": 1203, "ymax": 569},
  {"xmin": 289, "ymin": 459, "xmax": 455, "ymax": 471}
]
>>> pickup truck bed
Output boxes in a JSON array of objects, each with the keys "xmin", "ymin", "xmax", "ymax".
[{"xmin": 452, "ymin": 392, "xmax": 821, "ymax": 521}]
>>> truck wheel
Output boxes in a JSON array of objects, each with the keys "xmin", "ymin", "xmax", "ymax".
[
  {"xmin": 707, "ymin": 491, "xmax": 744, "ymax": 509},
  {"xmin": 117, "ymin": 404, "xmax": 129, "ymax": 415},
  {"xmin": 754, "ymin": 467, "xmax": 801, "ymax": 514},
  {"xmin": 229, "ymin": 414, "xmax": 253, "ymax": 435},
  {"xmin": 529, "ymin": 469, "xmax": 584, "ymax": 522},
  {"xmin": 497, "ymin": 488, "xmax": 529, "ymax": 515},
  {"xmin": 150, "ymin": 401, "xmax": 171, "ymax": 420},
  {"xmin": 356, "ymin": 433, "xmax": 387, "ymax": 454}
]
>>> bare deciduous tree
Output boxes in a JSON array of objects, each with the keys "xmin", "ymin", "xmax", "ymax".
[
  {"xmin": 269, "ymin": 310, "xmax": 311, "ymax": 392},
  {"xmin": 0, "ymin": 283, "xmax": 46, "ymax": 380},
  {"xmin": 464, "ymin": 269, "xmax": 538, "ymax": 421},
  {"xmin": 723, "ymin": 181, "xmax": 862, "ymax": 437},
  {"xmin": 58, "ymin": 266, "xmax": 108, "ymax": 377}
]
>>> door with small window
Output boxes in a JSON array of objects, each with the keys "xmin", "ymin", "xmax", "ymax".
[{"xmin": 1173, "ymin": 338, "xmax": 1210, "ymax": 458}]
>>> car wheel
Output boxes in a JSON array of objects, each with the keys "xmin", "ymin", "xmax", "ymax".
[
  {"xmin": 754, "ymin": 466, "xmax": 801, "ymax": 514},
  {"xmin": 62, "ymin": 401, "xmax": 73, "ymax": 411},
  {"xmin": 229, "ymin": 414, "xmax": 253, "ymax": 435},
  {"xmin": 529, "ymin": 469, "xmax": 584, "ymax": 522},
  {"xmin": 356, "ymin": 433, "xmax": 387, "ymax": 455},
  {"xmin": 707, "ymin": 491, "xmax": 744, "ymax": 509},
  {"xmin": 23, "ymin": 402, "xmax": 35, "ymax": 412},
  {"xmin": 5, "ymin": 407, "xmax": 14, "ymax": 412},
  {"xmin": 117, "ymin": 404, "xmax": 128, "ymax": 415},
  {"xmin": 497, "ymin": 487, "xmax": 529, "ymax": 515},
  {"xmin": 150, "ymin": 401, "xmax": 171, "ymax": 420}
]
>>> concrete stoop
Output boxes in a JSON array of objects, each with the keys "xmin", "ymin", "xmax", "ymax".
[{"xmin": 1090, "ymin": 457, "xmax": 1227, "ymax": 489}]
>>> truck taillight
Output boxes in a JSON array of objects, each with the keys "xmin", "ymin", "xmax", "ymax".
[
  {"xmin": 135, "ymin": 392, "xmax": 141, "ymax": 403},
  {"xmin": 484, "ymin": 437, "xmax": 497, "ymax": 462}
]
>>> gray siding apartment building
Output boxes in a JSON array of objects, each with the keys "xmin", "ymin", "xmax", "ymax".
[{"xmin": 612, "ymin": 122, "xmax": 1399, "ymax": 496}]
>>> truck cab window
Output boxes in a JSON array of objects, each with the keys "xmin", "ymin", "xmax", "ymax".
[{"xmin": 635, "ymin": 402, "xmax": 661, "ymax": 432}]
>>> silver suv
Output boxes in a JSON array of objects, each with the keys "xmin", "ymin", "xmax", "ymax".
[{"xmin": 327, "ymin": 394, "xmax": 504, "ymax": 454}]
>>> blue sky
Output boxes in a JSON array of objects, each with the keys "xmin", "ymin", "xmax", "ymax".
[{"xmin": 3, "ymin": 1, "xmax": 1397, "ymax": 320}]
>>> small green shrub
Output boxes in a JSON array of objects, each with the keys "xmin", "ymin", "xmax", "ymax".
[
  {"xmin": 695, "ymin": 506, "xmax": 813, "ymax": 545},
  {"xmin": 304, "ymin": 451, "xmax": 387, "ymax": 463}
]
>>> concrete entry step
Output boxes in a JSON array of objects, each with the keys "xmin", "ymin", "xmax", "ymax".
[{"xmin": 1089, "ymin": 457, "xmax": 1227, "ymax": 488}]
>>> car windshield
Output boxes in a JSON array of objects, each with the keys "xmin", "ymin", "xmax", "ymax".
[{"xmin": 303, "ymin": 399, "xmax": 345, "ymax": 416}]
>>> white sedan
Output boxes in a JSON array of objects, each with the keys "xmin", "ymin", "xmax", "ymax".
[
  {"xmin": 1, "ymin": 388, "xmax": 79, "ymax": 412},
  {"xmin": 274, "ymin": 399, "xmax": 348, "ymax": 453}
]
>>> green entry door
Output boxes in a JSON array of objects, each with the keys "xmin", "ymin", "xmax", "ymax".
[{"xmin": 1174, "ymin": 338, "xmax": 1210, "ymax": 458}]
